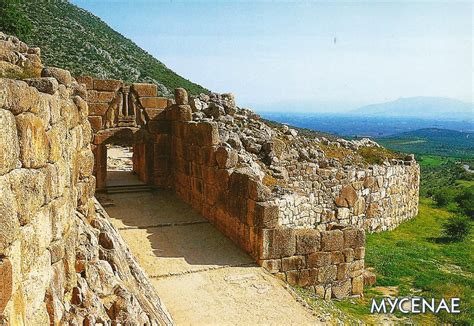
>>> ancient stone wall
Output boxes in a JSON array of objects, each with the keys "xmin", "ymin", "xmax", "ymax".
[
  {"xmin": 163, "ymin": 90, "xmax": 369, "ymax": 298},
  {"xmin": 276, "ymin": 162, "xmax": 419, "ymax": 232},
  {"xmin": 0, "ymin": 35, "xmax": 172, "ymax": 325}
]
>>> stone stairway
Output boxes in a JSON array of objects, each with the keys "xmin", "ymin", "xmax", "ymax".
[{"xmin": 106, "ymin": 183, "xmax": 152, "ymax": 194}]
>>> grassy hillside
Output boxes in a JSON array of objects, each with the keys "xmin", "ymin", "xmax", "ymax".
[
  {"xmin": 377, "ymin": 128, "xmax": 474, "ymax": 158},
  {"xmin": 1, "ymin": 0, "xmax": 208, "ymax": 95}
]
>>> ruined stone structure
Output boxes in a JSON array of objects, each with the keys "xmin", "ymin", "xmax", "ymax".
[
  {"xmin": 0, "ymin": 32, "xmax": 420, "ymax": 325},
  {"xmin": 0, "ymin": 33, "xmax": 172, "ymax": 325},
  {"xmin": 80, "ymin": 74, "xmax": 419, "ymax": 299}
]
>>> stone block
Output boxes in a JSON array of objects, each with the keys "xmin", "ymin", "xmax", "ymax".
[
  {"xmin": 87, "ymin": 90, "xmax": 115, "ymax": 103},
  {"xmin": 253, "ymin": 202, "xmax": 279, "ymax": 228},
  {"xmin": 354, "ymin": 247, "xmax": 365, "ymax": 259},
  {"xmin": 77, "ymin": 149, "xmax": 94, "ymax": 179},
  {"xmin": 317, "ymin": 265, "xmax": 337, "ymax": 283},
  {"xmin": 0, "ymin": 78, "xmax": 40, "ymax": 115},
  {"xmin": 321, "ymin": 230, "xmax": 344, "ymax": 251},
  {"xmin": 0, "ymin": 257, "xmax": 13, "ymax": 314},
  {"xmin": 248, "ymin": 179, "xmax": 271, "ymax": 201},
  {"xmin": 73, "ymin": 95, "xmax": 88, "ymax": 121},
  {"xmin": 9, "ymin": 168, "xmax": 46, "ymax": 225},
  {"xmin": 22, "ymin": 250, "xmax": 51, "ymax": 319},
  {"xmin": 76, "ymin": 75, "xmax": 94, "ymax": 89},
  {"xmin": 174, "ymin": 88, "xmax": 188, "ymax": 105},
  {"xmin": 169, "ymin": 104, "xmax": 192, "ymax": 121},
  {"xmin": 259, "ymin": 259, "xmax": 281, "ymax": 274},
  {"xmin": 259, "ymin": 228, "xmax": 296, "ymax": 259},
  {"xmin": 307, "ymin": 251, "xmax": 331, "ymax": 268},
  {"xmin": 139, "ymin": 97, "xmax": 168, "ymax": 109},
  {"xmin": 25, "ymin": 77, "xmax": 58, "ymax": 94},
  {"xmin": 88, "ymin": 116, "xmax": 103, "ymax": 132},
  {"xmin": 337, "ymin": 263, "xmax": 350, "ymax": 280},
  {"xmin": 132, "ymin": 83, "xmax": 158, "ymax": 97},
  {"xmin": 281, "ymin": 255, "xmax": 305, "ymax": 272},
  {"xmin": 338, "ymin": 185, "xmax": 358, "ymax": 207},
  {"xmin": 93, "ymin": 79, "xmax": 122, "ymax": 92},
  {"xmin": 295, "ymin": 229, "xmax": 321, "ymax": 255},
  {"xmin": 343, "ymin": 228, "xmax": 365, "ymax": 249},
  {"xmin": 331, "ymin": 279, "xmax": 351, "ymax": 299},
  {"xmin": 363, "ymin": 269, "xmax": 377, "ymax": 286},
  {"xmin": 349, "ymin": 260, "xmax": 365, "ymax": 278},
  {"xmin": 194, "ymin": 122, "xmax": 219, "ymax": 146},
  {"xmin": 0, "ymin": 109, "xmax": 19, "ymax": 175},
  {"xmin": 41, "ymin": 66, "xmax": 72, "ymax": 85},
  {"xmin": 0, "ymin": 175, "xmax": 20, "ymax": 251},
  {"xmin": 352, "ymin": 275, "xmax": 364, "ymax": 295},
  {"xmin": 15, "ymin": 113, "xmax": 49, "ymax": 168},
  {"xmin": 88, "ymin": 103, "xmax": 109, "ymax": 116},
  {"xmin": 366, "ymin": 203, "xmax": 380, "ymax": 218},
  {"xmin": 215, "ymin": 146, "xmax": 238, "ymax": 169}
]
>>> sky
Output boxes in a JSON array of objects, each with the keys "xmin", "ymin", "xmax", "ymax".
[{"xmin": 71, "ymin": 0, "xmax": 473, "ymax": 112}]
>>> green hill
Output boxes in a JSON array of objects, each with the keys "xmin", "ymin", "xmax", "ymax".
[
  {"xmin": 377, "ymin": 128, "xmax": 474, "ymax": 158},
  {"xmin": 0, "ymin": 0, "xmax": 208, "ymax": 95}
]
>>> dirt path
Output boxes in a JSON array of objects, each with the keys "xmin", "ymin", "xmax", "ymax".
[{"xmin": 102, "ymin": 190, "xmax": 320, "ymax": 325}]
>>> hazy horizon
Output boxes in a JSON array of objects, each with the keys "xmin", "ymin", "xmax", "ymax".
[{"xmin": 71, "ymin": 0, "xmax": 472, "ymax": 112}]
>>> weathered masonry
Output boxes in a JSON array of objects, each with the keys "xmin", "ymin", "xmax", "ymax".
[
  {"xmin": 81, "ymin": 76, "xmax": 419, "ymax": 299},
  {"xmin": 0, "ymin": 33, "xmax": 172, "ymax": 325}
]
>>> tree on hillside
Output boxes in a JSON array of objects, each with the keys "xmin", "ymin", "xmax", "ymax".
[
  {"xmin": 455, "ymin": 186, "xmax": 474, "ymax": 219},
  {"xmin": 0, "ymin": 0, "xmax": 32, "ymax": 39}
]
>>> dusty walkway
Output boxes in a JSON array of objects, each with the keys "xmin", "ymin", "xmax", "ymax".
[{"xmin": 103, "ymin": 190, "xmax": 320, "ymax": 325}]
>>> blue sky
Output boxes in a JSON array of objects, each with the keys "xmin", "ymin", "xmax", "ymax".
[{"xmin": 71, "ymin": 0, "xmax": 472, "ymax": 112}]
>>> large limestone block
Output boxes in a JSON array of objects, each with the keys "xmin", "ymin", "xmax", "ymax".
[
  {"xmin": 93, "ymin": 79, "xmax": 122, "ymax": 92},
  {"xmin": 0, "ymin": 109, "xmax": 19, "ymax": 175},
  {"xmin": 24, "ymin": 77, "xmax": 58, "ymax": 95},
  {"xmin": 61, "ymin": 101, "xmax": 80, "ymax": 130},
  {"xmin": 20, "ymin": 206, "xmax": 52, "ymax": 274},
  {"xmin": 139, "ymin": 97, "xmax": 168, "ymax": 109},
  {"xmin": 15, "ymin": 113, "xmax": 49, "ymax": 168},
  {"xmin": 21, "ymin": 250, "xmax": 52, "ymax": 323},
  {"xmin": 132, "ymin": 83, "xmax": 158, "ymax": 97},
  {"xmin": 0, "ymin": 175, "xmax": 19, "ymax": 252},
  {"xmin": 87, "ymin": 90, "xmax": 115, "ymax": 103},
  {"xmin": 9, "ymin": 168, "xmax": 46, "ymax": 225},
  {"xmin": 46, "ymin": 122, "xmax": 67, "ymax": 163},
  {"xmin": 77, "ymin": 149, "xmax": 94, "ymax": 179},
  {"xmin": 174, "ymin": 88, "xmax": 188, "ymax": 105},
  {"xmin": 0, "ymin": 257, "xmax": 13, "ymax": 314},
  {"xmin": 259, "ymin": 228, "xmax": 296, "ymax": 259},
  {"xmin": 41, "ymin": 67, "xmax": 72, "ymax": 85},
  {"xmin": 321, "ymin": 230, "xmax": 344, "ymax": 251},
  {"xmin": 0, "ymin": 78, "xmax": 40, "ymax": 115},
  {"xmin": 76, "ymin": 76, "xmax": 93, "ymax": 89},
  {"xmin": 295, "ymin": 229, "xmax": 321, "ymax": 255}
]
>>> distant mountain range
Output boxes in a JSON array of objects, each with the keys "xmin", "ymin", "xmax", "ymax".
[
  {"xmin": 376, "ymin": 128, "xmax": 474, "ymax": 158},
  {"xmin": 351, "ymin": 97, "xmax": 473, "ymax": 120}
]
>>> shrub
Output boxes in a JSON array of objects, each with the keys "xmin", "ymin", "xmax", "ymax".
[
  {"xmin": 433, "ymin": 187, "xmax": 458, "ymax": 207},
  {"xmin": 442, "ymin": 215, "xmax": 471, "ymax": 241},
  {"xmin": 455, "ymin": 186, "xmax": 474, "ymax": 219}
]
